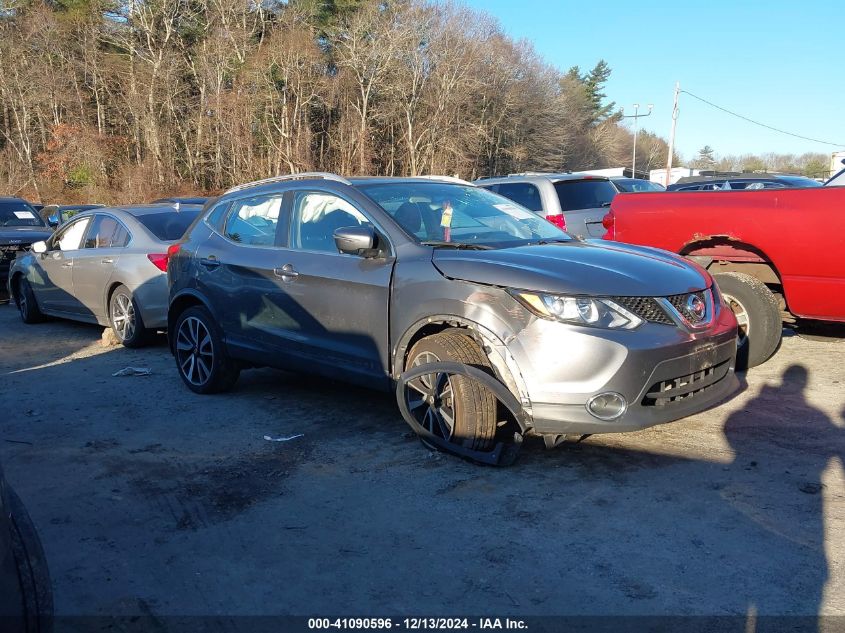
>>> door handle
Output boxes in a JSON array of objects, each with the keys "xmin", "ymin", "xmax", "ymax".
[
  {"xmin": 61, "ymin": 262, "xmax": 73, "ymax": 268},
  {"xmin": 101, "ymin": 258, "xmax": 114, "ymax": 264},
  {"xmin": 273, "ymin": 264, "xmax": 299, "ymax": 281},
  {"xmin": 200, "ymin": 255, "xmax": 220, "ymax": 269}
]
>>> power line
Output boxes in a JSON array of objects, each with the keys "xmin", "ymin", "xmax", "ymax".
[{"xmin": 680, "ymin": 89, "xmax": 845, "ymax": 148}]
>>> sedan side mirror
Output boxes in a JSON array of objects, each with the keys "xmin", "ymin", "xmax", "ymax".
[
  {"xmin": 334, "ymin": 225, "xmax": 379, "ymax": 257},
  {"xmin": 31, "ymin": 241, "xmax": 47, "ymax": 254}
]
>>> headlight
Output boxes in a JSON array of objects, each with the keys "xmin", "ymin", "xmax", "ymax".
[{"xmin": 509, "ymin": 290, "xmax": 644, "ymax": 330}]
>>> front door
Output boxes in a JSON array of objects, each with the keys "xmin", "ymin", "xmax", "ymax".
[
  {"xmin": 270, "ymin": 190, "xmax": 394, "ymax": 386},
  {"xmin": 35, "ymin": 216, "xmax": 91, "ymax": 313}
]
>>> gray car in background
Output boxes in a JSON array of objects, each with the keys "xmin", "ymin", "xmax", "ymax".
[
  {"xmin": 475, "ymin": 172, "xmax": 617, "ymax": 238},
  {"xmin": 8, "ymin": 203, "xmax": 202, "ymax": 347},
  {"xmin": 168, "ymin": 173, "xmax": 739, "ymax": 462}
]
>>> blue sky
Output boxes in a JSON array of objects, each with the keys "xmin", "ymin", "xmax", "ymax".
[{"xmin": 463, "ymin": 0, "xmax": 845, "ymax": 162}]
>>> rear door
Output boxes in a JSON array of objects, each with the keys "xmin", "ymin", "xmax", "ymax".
[
  {"xmin": 72, "ymin": 214, "xmax": 130, "ymax": 319},
  {"xmin": 553, "ymin": 178, "xmax": 617, "ymax": 238},
  {"xmin": 195, "ymin": 193, "xmax": 289, "ymax": 354}
]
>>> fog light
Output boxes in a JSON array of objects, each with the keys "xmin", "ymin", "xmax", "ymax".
[{"xmin": 586, "ymin": 392, "xmax": 628, "ymax": 421}]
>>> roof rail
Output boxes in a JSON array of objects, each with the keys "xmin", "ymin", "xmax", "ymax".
[
  {"xmin": 507, "ymin": 171, "xmax": 571, "ymax": 176},
  {"xmin": 413, "ymin": 175, "xmax": 476, "ymax": 186},
  {"xmin": 225, "ymin": 172, "xmax": 352, "ymax": 194}
]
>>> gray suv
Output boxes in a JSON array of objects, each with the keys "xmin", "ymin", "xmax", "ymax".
[
  {"xmin": 475, "ymin": 173, "xmax": 618, "ymax": 238},
  {"xmin": 167, "ymin": 173, "xmax": 739, "ymax": 461}
]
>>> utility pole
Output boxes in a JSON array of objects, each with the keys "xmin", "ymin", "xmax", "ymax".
[
  {"xmin": 622, "ymin": 103, "xmax": 653, "ymax": 178},
  {"xmin": 665, "ymin": 82, "xmax": 680, "ymax": 186}
]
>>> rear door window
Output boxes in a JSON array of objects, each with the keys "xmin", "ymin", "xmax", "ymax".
[
  {"xmin": 493, "ymin": 182, "xmax": 543, "ymax": 212},
  {"xmin": 83, "ymin": 215, "xmax": 130, "ymax": 248},
  {"xmin": 553, "ymin": 179, "xmax": 617, "ymax": 211},
  {"xmin": 222, "ymin": 195, "xmax": 283, "ymax": 246}
]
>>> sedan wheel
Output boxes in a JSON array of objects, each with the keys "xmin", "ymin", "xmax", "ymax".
[
  {"xmin": 15, "ymin": 277, "xmax": 45, "ymax": 324},
  {"xmin": 109, "ymin": 285, "xmax": 151, "ymax": 348}
]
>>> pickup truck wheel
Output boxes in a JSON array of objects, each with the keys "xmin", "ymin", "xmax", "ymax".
[
  {"xmin": 405, "ymin": 332, "xmax": 497, "ymax": 451},
  {"xmin": 174, "ymin": 305, "xmax": 240, "ymax": 394},
  {"xmin": 713, "ymin": 272, "xmax": 781, "ymax": 370},
  {"xmin": 15, "ymin": 277, "xmax": 45, "ymax": 324}
]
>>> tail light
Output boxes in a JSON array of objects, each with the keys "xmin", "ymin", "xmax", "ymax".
[
  {"xmin": 147, "ymin": 243, "xmax": 183, "ymax": 273},
  {"xmin": 545, "ymin": 214, "xmax": 567, "ymax": 231},
  {"xmin": 601, "ymin": 210, "xmax": 615, "ymax": 240},
  {"xmin": 147, "ymin": 253, "xmax": 169, "ymax": 272}
]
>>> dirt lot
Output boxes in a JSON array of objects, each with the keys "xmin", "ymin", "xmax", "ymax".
[{"xmin": 1, "ymin": 302, "xmax": 845, "ymax": 624}]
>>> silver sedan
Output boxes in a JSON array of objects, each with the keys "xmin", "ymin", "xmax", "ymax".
[{"xmin": 7, "ymin": 204, "xmax": 202, "ymax": 346}]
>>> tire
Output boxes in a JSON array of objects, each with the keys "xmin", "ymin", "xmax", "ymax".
[
  {"xmin": 713, "ymin": 272, "xmax": 781, "ymax": 370},
  {"xmin": 405, "ymin": 331, "xmax": 497, "ymax": 451},
  {"xmin": 8, "ymin": 487, "xmax": 53, "ymax": 632},
  {"xmin": 109, "ymin": 284, "xmax": 153, "ymax": 348},
  {"xmin": 173, "ymin": 305, "xmax": 240, "ymax": 394},
  {"xmin": 15, "ymin": 277, "xmax": 45, "ymax": 324}
]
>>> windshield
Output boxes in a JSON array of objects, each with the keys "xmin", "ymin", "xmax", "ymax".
[
  {"xmin": 553, "ymin": 179, "xmax": 617, "ymax": 211},
  {"xmin": 357, "ymin": 182, "xmax": 569, "ymax": 248},
  {"xmin": 0, "ymin": 200, "xmax": 45, "ymax": 227},
  {"xmin": 614, "ymin": 179, "xmax": 665, "ymax": 192},
  {"xmin": 826, "ymin": 168, "xmax": 845, "ymax": 187}
]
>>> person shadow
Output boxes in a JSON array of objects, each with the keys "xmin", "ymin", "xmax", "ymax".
[{"xmin": 721, "ymin": 364, "xmax": 843, "ymax": 632}]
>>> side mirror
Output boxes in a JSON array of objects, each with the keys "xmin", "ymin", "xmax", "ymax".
[
  {"xmin": 47, "ymin": 215, "xmax": 59, "ymax": 228},
  {"xmin": 334, "ymin": 225, "xmax": 379, "ymax": 257},
  {"xmin": 31, "ymin": 241, "xmax": 47, "ymax": 254}
]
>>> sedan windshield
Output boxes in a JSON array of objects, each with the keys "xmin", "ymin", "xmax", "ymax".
[
  {"xmin": 357, "ymin": 182, "xmax": 569, "ymax": 248},
  {"xmin": 0, "ymin": 200, "xmax": 45, "ymax": 227}
]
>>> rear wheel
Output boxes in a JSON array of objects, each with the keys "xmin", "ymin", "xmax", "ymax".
[
  {"xmin": 714, "ymin": 272, "xmax": 781, "ymax": 370},
  {"xmin": 173, "ymin": 305, "xmax": 240, "ymax": 394},
  {"xmin": 109, "ymin": 284, "xmax": 152, "ymax": 348},
  {"xmin": 404, "ymin": 331, "xmax": 497, "ymax": 451},
  {"xmin": 15, "ymin": 277, "xmax": 45, "ymax": 324}
]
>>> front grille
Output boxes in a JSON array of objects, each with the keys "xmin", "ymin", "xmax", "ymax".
[
  {"xmin": 0, "ymin": 244, "xmax": 26, "ymax": 289},
  {"xmin": 642, "ymin": 359, "xmax": 731, "ymax": 407},
  {"xmin": 667, "ymin": 290, "xmax": 706, "ymax": 321},
  {"xmin": 609, "ymin": 296, "xmax": 674, "ymax": 325}
]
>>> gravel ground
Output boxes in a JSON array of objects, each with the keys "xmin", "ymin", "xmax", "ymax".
[{"xmin": 1, "ymin": 302, "xmax": 844, "ymax": 625}]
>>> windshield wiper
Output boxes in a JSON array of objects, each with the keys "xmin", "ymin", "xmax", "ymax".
[
  {"xmin": 526, "ymin": 238, "xmax": 571, "ymax": 246},
  {"xmin": 421, "ymin": 240, "xmax": 494, "ymax": 250}
]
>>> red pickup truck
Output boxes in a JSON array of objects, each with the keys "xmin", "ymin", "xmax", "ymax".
[{"xmin": 603, "ymin": 185, "xmax": 845, "ymax": 368}]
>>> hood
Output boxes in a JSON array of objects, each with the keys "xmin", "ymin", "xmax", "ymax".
[
  {"xmin": 0, "ymin": 227, "xmax": 52, "ymax": 245},
  {"xmin": 432, "ymin": 240, "xmax": 710, "ymax": 297}
]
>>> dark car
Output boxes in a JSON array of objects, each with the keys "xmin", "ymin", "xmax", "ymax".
[
  {"xmin": 0, "ymin": 198, "xmax": 53, "ymax": 301},
  {"xmin": 611, "ymin": 177, "xmax": 666, "ymax": 193},
  {"xmin": 0, "ymin": 461, "xmax": 52, "ymax": 632},
  {"xmin": 39, "ymin": 204, "xmax": 105, "ymax": 228},
  {"xmin": 667, "ymin": 173, "xmax": 821, "ymax": 191},
  {"xmin": 167, "ymin": 172, "xmax": 738, "ymax": 463},
  {"xmin": 152, "ymin": 197, "xmax": 209, "ymax": 206}
]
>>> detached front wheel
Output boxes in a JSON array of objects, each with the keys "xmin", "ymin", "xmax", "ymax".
[
  {"xmin": 173, "ymin": 306, "xmax": 239, "ymax": 394},
  {"xmin": 404, "ymin": 331, "xmax": 497, "ymax": 451},
  {"xmin": 714, "ymin": 272, "xmax": 781, "ymax": 370}
]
